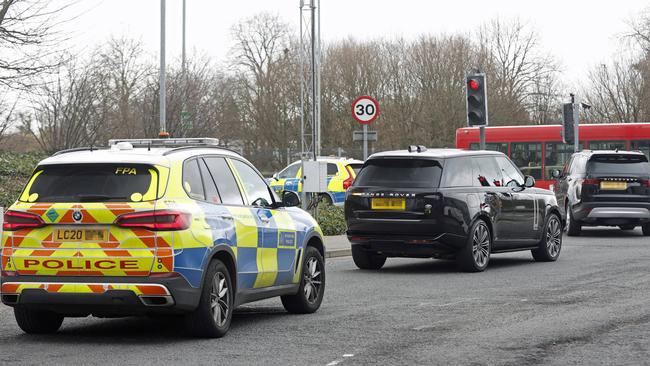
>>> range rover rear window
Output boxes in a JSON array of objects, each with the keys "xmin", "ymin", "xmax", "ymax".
[
  {"xmin": 587, "ymin": 155, "xmax": 650, "ymax": 175},
  {"xmin": 353, "ymin": 159, "xmax": 442, "ymax": 188}
]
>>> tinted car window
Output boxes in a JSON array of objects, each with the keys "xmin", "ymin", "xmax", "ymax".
[
  {"xmin": 587, "ymin": 155, "xmax": 650, "ymax": 175},
  {"xmin": 496, "ymin": 156, "xmax": 524, "ymax": 187},
  {"xmin": 198, "ymin": 159, "xmax": 221, "ymax": 204},
  {"xmin": 183, "ymin": 159, "xmax": 205, "ymax": 201},
  {"xmin": 278, "ymin": 163, "xmax": 300, "ymax": 179},
  {"xmin": 472, "ymin": 156, "xmax": 503, "ymax": 187},
  {"xmin": 441, "ymin": 157, "xmax": 473, "ymax": 187},
  {"xmin": 354, "ymin": 159, "xmax": 442, "ymax": 188},
  {"xmin": 327, "ymin": 163, "xmax": 338, "ymax": 176},
  {"xmin": 204, "ymin": 157, "xmax": 244, "ymax": 205},
  {"xmin": 231, "ymin": 159, "xmax": 274, "ymax": 206},
  {"xmin": 23, "ymin": 164, "xmax": 160, "ymax": 203}
]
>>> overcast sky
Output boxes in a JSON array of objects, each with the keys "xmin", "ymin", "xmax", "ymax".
[{"xmin": 64, "ymin": 0, "xmax": 648, "ymax": 86}]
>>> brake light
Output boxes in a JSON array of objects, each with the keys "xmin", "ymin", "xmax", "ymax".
[
  {"xmin": 3, "ymin": 210, "xmax": 45, "ymax": 231},
  {"xmin": 343, "ymin": 165, "xmax": 355, "ymax": 190},
  {"xmin": 114, "ymin": 210, "xmax": 191, "ymax": 231},
  {"xmin": 641, "ymin": 179, "xmax": 650, "ymax": 187}
]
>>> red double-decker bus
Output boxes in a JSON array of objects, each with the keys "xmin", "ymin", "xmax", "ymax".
[{"xmin": 456, "ymin": 123, "xmax": 650, "ymax": 189}]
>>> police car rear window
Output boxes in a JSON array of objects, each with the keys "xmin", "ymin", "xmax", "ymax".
[
  {"xmin": 20, "ymin": 164, "xmax": 160, "ymax": 203},
  {"xmin": 353, "ymin": 159, "xmax": 442, "ymax": 188}
]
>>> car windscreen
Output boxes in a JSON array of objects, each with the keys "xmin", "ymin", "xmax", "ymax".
[
  {"xmin": 353, "ymin": 158, "xmax": 442, "ymax": 188},
  {"xmin": 20, "ymin": 164, "xmax": 160, "ymax": 203},
  {"xmin": 586, "ymin": 155, "xmax": 650, "ymax": 175}
]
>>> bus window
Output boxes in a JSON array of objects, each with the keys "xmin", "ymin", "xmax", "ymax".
[
  {"xmin": 631, "ymin": 140, "xmax": 650, "ymax": 159},
  {"xmin": 468, "ymin": 142, "xmax": 508, "ymax": 154},
  {"xmin": 544, "ymin": 143, "xmax": 575, "ymax": 179},
  {"xmin": 511, "ymin": 142, "xmax": 542, "ymax": 179},
  {"xmin": 588, "ymin": 140, "xmax": 626, "ymax": 150}
]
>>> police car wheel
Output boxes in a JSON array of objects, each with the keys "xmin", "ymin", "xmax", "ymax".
[
  {"xmin": 458, "ymin": 219, "xmax": 491, "ymax": 272},
  {"xmin": 281, "ymin": 246, "xmax": 325, "ymax": 314},
  {"xmin": 351, "ymin": 245, "xmax": 386, "ymax": 270},
  {"xmin": 14, "ymin": 307, "xmax": 63, "ymax": 334},
  {"xmin": 185, "ymin": 259, "xmax": 233, "ymax": 338},
  {"xmin": 532, "ymin": 213, "xmax": 562, "ymax": 262}
]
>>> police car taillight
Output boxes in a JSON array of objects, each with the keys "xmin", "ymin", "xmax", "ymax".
[
  {"xmin": 114, "ymin": 210, "xmax": 191, "ymax": 231},
  {"xmin": 343, "ymin": 165, "xmax": 355, "ymax": 190},
  {"xmin": 3, "ymin": 210, "xmax": 45, "ymax": 231}
]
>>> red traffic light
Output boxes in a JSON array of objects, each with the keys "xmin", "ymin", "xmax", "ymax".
[{"xmin": 468, "ymin": 79, "xmax": 480, "ymax": 91}]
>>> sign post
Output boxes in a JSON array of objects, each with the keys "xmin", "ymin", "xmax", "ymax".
[{"xmin": 352, "ymin": 96, "xmax": 380, "ymax": 160}]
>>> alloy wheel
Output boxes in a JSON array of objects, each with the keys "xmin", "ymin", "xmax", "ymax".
[
  {"xmin": 546, "ymin": 216, "xmax": 562, "ymax": 258},
  {"xmin": 210, "ymin": 272, "xmax": 230, "ymax": 327},
  {"xmin": 303, "ymin": 257, "xmax": 322, "ymax": 304},
  {"xmin": 472, "ymin": 223, "xmax": 490, "ymax": 268}
]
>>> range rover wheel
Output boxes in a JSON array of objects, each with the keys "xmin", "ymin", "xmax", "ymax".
[
  {"xmin": 14, "ymin": 307, "xmax": 64, "ymax": 334},
  {"xmin": 565, "ymin": 203, "xmax": 581, "ymax": 236},
  {"xmin": 185, "ymin": 259, "xmax": 233, "ymax": 338},
  {"xmin": 282, "ymin": 246, "xmax": 325, "ymax": 314},
  {"xmin": 351, "ymin": 245, "xmax": 387, "ymax": 270},
  {"xmin": 643, "ymin": 223, "xmax": 650, "ymax": 236},
  {"xmin": 458, "ymin": 219, "xmax": 491, "ymax": 272},
  {"xmin": 532, "ymin": 213, "xmax": 562, "ymax": 262}
]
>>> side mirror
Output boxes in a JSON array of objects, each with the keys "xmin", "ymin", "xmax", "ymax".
[
  {"xmin": 281, "ymin": 190, "xmax": 301, "ymax": 207},
  {"xmin": 551, "ymin": 169, "xmax": 561, "ymax": 179},
  {"xmin": 524, "ymin": 175, "xmax": 535, "ymax": 188},
  {"xmin": 271, "ymin": 173, "xmax": 279, "ymax": 181}
]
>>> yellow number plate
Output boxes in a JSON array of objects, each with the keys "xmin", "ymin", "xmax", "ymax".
[
  {"xmin": 371, "ymin": 198, "xmax": 406, "ymax": 210},
  {"xmin": 54, "ymin": 228, "xmax": 108, "ymax": 242},
  {"xmin": 600, "ymin": 181, "xmax": 627, "ymax": 190}
]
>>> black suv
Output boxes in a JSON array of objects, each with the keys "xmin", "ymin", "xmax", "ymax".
[
  {"xmin": 551, "ymin": 150, "xmax": 650, "ymax": 236},
  {"xmin": 344, "ymin": 147, "xmax": 562, "ymax": 272}
]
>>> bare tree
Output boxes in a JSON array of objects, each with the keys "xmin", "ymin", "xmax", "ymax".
[
  {"xmin": 477, "ymin": 18, "xmax": 561, "ymax": 125},
  {"xmin": 0, "ymin": 0, "xmax": 74, "ymax": 89}
]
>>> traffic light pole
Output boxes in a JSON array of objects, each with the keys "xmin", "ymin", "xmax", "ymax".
[
  {"xmin": 571, "ymin": 94, "xmax": 580, "ymax": 153},
  {"xmin": 479, "ymin": 126, "xmax": 486, "ymax": 150}
]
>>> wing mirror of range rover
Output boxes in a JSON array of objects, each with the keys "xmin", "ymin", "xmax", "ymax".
[
  {"xmin": 281, "ymin": 190, "xmax": 301, "ymax": 207},
  {"xmin": 524, "ymin": 175, "xmax": 536, "ymax": 188},
  {"xmin": 551, "ymin": 169, "xmax": 561, "ymax": 179}
]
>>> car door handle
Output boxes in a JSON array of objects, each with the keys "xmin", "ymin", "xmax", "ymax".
[{"xmin": 501, "ymin": 192, "xmax": 512, "ymax": 198}]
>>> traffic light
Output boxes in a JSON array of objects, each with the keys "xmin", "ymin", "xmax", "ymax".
[
  {"xmin": 466, "ymin": 73, "xmax": 488, "ymax": 127},
  {"xmin": 562, "ymin": 103, "xmax": 575, "ymax": 144}
]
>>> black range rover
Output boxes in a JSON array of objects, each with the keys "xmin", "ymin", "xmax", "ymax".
[{"xmin": 345, "ymin": 147, "xmax": 563, "ymax": 272}]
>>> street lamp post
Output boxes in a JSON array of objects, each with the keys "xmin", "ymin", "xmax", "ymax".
[{"xmin": 159, "ymin": 0, "xmax": 168, "ymax": 137}]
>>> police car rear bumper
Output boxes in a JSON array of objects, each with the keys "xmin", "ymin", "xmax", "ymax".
[{"xmin": 0, "ymin": 275, "xmax": 201, "ymax": 315}]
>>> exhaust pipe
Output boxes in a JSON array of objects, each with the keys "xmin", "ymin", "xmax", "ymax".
[{"xmin": 139, "ymin": 295, "xmax": 174, "ymax": 306}]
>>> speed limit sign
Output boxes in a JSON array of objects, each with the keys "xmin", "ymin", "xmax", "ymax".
[{"xmin": 352, "ymin": 96, "xmax": 380, "ymax": 125}]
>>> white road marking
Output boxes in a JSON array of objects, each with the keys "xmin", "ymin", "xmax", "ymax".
[
  {"xmin": 343, "ymin": 354, "xmax": 354, "ymax": 357},
  {"xmin": 326, "ymin": 362, "xmax": 340, "ymax": 366},
  {"xmin": 418, "ymin": 298, "xmax": 478, "ymax": 307}
]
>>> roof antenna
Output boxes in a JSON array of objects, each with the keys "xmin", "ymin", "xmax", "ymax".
[
  {"xmin": 148, "ymin": 141, "xmax": 151, "ymax": 151},
  {"xmin": 90, "ymin": 143, "xmax": 94, "ymax": 152}
]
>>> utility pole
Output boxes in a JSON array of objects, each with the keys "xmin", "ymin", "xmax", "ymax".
[{"xmin": 159, "ymin": 0, "xmax": 168, "ymax": 138}]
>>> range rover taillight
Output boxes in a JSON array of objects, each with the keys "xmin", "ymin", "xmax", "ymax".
[
  {"xmin": 114, "ymin": 210, "xmax": 191, "ymax": 231},
  {"xmin": 3, "ymin": 210, "xmax": 45, "ymax": 231}
]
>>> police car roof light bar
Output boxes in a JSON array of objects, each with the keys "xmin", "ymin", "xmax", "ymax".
[{"xmin": 108, "ymin": 138, "xmax": 221, "ymax": 147}]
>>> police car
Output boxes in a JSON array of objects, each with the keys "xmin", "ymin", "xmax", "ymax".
[
  {"xmin": 269, "ymin": 157, "xmax": 364, "ymax": 205},
  {"xmin": 1, "ymin": 138, "xmax": 326, "ymax": 338}
]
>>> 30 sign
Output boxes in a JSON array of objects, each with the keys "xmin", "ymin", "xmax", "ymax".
[{"xmin": 351, "ymin": 96, "xmax": 380, "ymax": 125}]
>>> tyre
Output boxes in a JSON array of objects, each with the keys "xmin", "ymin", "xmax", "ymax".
[
  {"xmin": 532, "ymin": 213, "xmax": 562, "ymax": 262},
  {"xmin": 565, "ymin": 203, "xmax": 581, "ymax": 236},
  {"xmin": 619, "ymin": 225, "xmax": 635, "ymax": 231},
  {"xmin": 14, "ymin": 307, "xmax": 63, "ymax": 334},
  {"xmin": 351, "ymin": 245, "xmax": 387, "ymax": 270},
  {"xmin": 643, "ymin": 223, "xmax": 650, "ymax": 236},
  {"xmin": 184, "ymin": 259, "xmax": 233, "ymax": 338},
  {"xmin": 281, "ymin": 246, "xmax": 325, "ymax": 314},
  {"xmin": 457, "ymin": 219, "xmax": 491, "ymax": 272}
]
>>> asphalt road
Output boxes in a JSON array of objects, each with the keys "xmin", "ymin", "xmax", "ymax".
[{"xmin": 2, "ymin": 227, "xmax": 650, "ymax": 366}]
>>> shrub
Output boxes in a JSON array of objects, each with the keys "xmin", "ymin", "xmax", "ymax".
[
  {"xmin": 0, "ymin": 151, "xmax": 46, "ymax": 209},
  {"xmin": 316, "ymin": 203, "xmax": 347, "ymax": 236}
]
